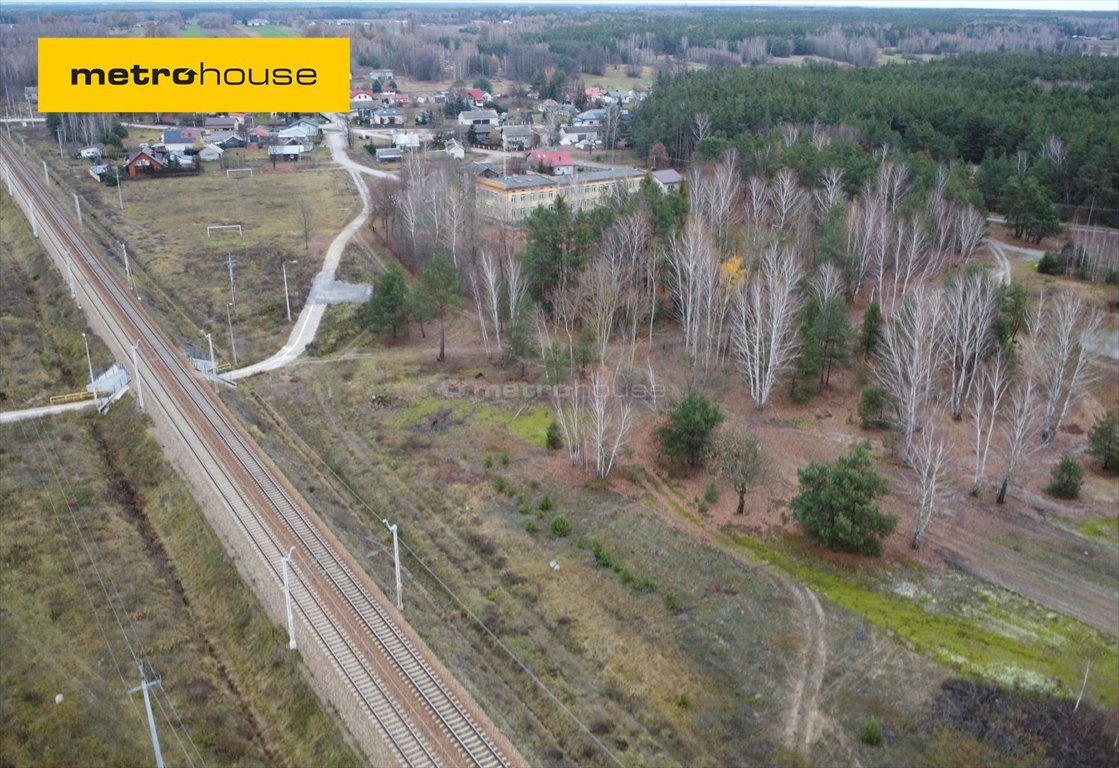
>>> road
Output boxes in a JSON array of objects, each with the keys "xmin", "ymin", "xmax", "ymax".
[
  {"xmin": 0, "ymin": 399, "xmax": 98, "ymax": 423},
  {"xmin": 231, "ymin": 118, "xmax": 385, "ymax": 379},
  {"xmin": 1, "ymin": 137, "xmax": 520, "ymax": 768}
]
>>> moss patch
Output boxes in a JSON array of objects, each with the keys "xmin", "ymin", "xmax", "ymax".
[
  {"xmin": 1078, "ymin": 517, "xmax": 1119, "ymax": 547},
  {"xmin": 386, "ymin": 396, "xmax": 551, "ymax": 447},
  {"xmin": 728, "ymin": 532, "xmax": 1119, "ymax": 710}
]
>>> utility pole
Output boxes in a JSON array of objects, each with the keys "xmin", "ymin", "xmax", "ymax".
[
  {"xmin": 131, "ymin": 341, "xmax": 144, "ymax": 411},
  {"xmin": 121, "ymin": 242, "xmax": 135, "ymax": 293},
  {"xmin": 67, "ymin": 252, "xmax": 76, "ymax": 300},
  {"xmin": 204, "ymin": 332, "xmax": 216, "ymax": 390},
  {"xmin": 82, "ymin": 332, "xmax": 97, "ymax": 402},
  {"xmin": 29, "ymin": 200, "xmax": 37, "ymax": 238},
  {"xmin": 282, "ymin": 260, "xmax": 298, "ymax": 322},
  {"xmin": 225, "ymin": 253, "xmax": 237, "ymax": 306},
  {"xmin": 73, "ymin": 193, "xmax": 82, "ymax": 227},
  {"xmin": 41, "ymin": 158, "xmax": 48, "ymax": 185},
  {"xmin": 281, "ymin": 547, "xmax": 297, "ymax": 650},
  {"xmin": 127, "ymin": 662, "xmax": 165, "ymax": 768},
  {"xmin": 57, "ymin": 125, "xmax": 64, "ymax": 158},
  {"xmin": 381, "ymin": 518, "xmax": 403, "ymax": 612},
  {"xmin": 226, "ymin": 302, "xmax": 238, "ymax": 367},
  {"xmin": 114, "ymin": 165, "xmax": 123, "ymax": 211}
]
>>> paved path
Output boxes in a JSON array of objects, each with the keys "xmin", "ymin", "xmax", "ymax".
[
  {"xmin": 0, "ymin": 400, "xmax": 98, "ymax": 423},
  {"xmin": 231, "ymin": 119, "xmax": 374, "ymax": 380}
]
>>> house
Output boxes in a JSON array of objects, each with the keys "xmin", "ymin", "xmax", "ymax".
[
  {"xmin": 277, "ymin": 125, "xmax": 316, "ymax": 141},
  {"xmin": 208, "ymin": 131, "xmax": 246, "ymax": 149},
  {"xmin": 125, "ymin": 147, "xmax": 165, "ymax": 176},
  {"xmin": 554, "ymin": 168, "xmax": 645, "ymax": 212},
  {"xmin": 501, "ymin": 125, "xmax": 535, "ymax": 151},
  {"xmin": 458, "ymin": 110, "xmax": 500, "ymax": 128},
  {"xmin": 375, "ymin": 147, "xmax": 404, "ymax": 163},
  {"xmin": 651, "ymin": 168, "xmax": 683, "ymax": 193},
  {"xmin": 350, "ymin": 88, "xmax": 375, "ymax": 102},
  {"xmin": 460, "ymin": 87, "xmax": 487, "ymax": 108},
  {"xmin": 198, "ymin": 144, "xmax": 225, "ymax": 162},
  {"xmin": 369, "ymin": 69, "xmax": 394, "ymax": 83},
  {"xmin": 444, "ymin": 139, "xmax": 465, "ymax": 160},
  {"xmin": 77, "ymin": 143, "xmax": 106, "ymax": 160},
  {"xmin": 392, "ymin": 132, "xmax": 421, "ymax": 150},
  {"xmin": 175, "ymin": 127, "xmax": 204, "ymax": 141},
  {"xmin": 572, "ymin": 108, "xmax": 608, "ymax": 127},
  {"xmin": 392, "ymin": 93, "xmax": 410, "ymax": 107},
  {"xmin": 204, "ymin": 116, "xmax": 239, "ymax": 131},
  {"xmin": 228, "ymin": 112, "xmax": 254, "ymax": 128},
  {"xmin": 166, "ymin": 151, "xmax": 195, "ymax": 168},
  {"xmin": 470, "ymin": 162, "xmax": 500, "ymax": 178},
  {"xmin": 536, "ymin": 99, "xmax": 561, "ymax": 114},
  {"xmin": 249, "ymin": 126, "xmax": 272, "ymax": 144},
  {"xmin": 268, "ymin": 145, "xmax": 302, "ymax": 161},
  {"xmin": 246, "ymin": 18, "xmax": 267, "ymax": 26},
  {"xmin": 558, "ymin": 124, "xmax": 599, "ymax": 147},
  {"xmin": 287, "ymin": 117, "xmax": 322, "ymax": 137},
  {"xmin": 159, "ymin": 129, "xmax": 198, "ymax": 153},
  {"xmin": 88, "ymin": 164, "xmax": 109, "ymax": 181},
  {"xmin": 372, "ymin": 107, "xmax": 405, "ymax": 126},
  {"xmin": 585, "ymin": 86, "xmax": 607, "ymax": 102},
  {"xmin": 526, "ymin": 148, "xmax": 575, "ymax": 176}
]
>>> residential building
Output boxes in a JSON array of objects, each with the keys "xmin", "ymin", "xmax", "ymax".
[
  {"xmin": 375, "ymin": 147, "xmax": 404, "ymax": 163},
  {"xmin": 458, "ymin": 109, "xmax": 500, "ymax": 128},
  {"xmin": 502, "ymin": 125, "xmax": 535, "ymax": 151},
  {"xmin": 204, "ymin": 116, "xmax": 238, "ymax": 131},
  {"xmin": 651, "ymin": 168, "xmax": 683, "ymax": 193},
  {"xmin": 527, "ymin": 148, "xmax": 575, "ymax": 175},
  {"xmin": 198, "ymin": 144, "xmax": 225, "ymax": 162},
  {"xmin": 372, "ymin": 107, "xmax": 405, "ymax": 126},
  {"xmin": 350, "ymin": 88, "xmax": 376, "ymax": 102},
  {"xmin": 268, "ymin": 145, "xmax": 302, "ymax": 161},
  {"xmin": 392, "ymin": 132, "xmax": 421, "ymax": 150},
  {"xmin": 77, "ymin": 143, "xmax": 105, "ymax": 160},
  {"xmin": 286, "ymin": 118, "xmax": 322, "ymax": 137},
  {"xmin": 159, "ymin": 129, "xmax": 198, "ymax": 153},
  {"xmin": 554, "ymin": 168, "xmax": 644, "ymax": 212},
  {"xmin": 444, "ymin": 139, "xmax": 465, "ymax": 160},
  {"xmin": 208, "ymin": 131, "xmax": 246, "ymax": 148},
  {"xmin": 125, "ymin": 147, "xmax": 165, "ymax": 176},
  {"xmin": 558, "ymin": 124, "xmax": 599, "ymax": 147}
]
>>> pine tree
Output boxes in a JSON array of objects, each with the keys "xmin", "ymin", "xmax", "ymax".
[
  {"xmin": 419, "ymin": 253, "xmax": 460, "ymax": 362},
  {"xmin": 366, "ymin": 263, "xmax": 409, "ymax": 339}
]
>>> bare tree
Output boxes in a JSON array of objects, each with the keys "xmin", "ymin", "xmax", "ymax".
[
  {"xmin": 1027, "ymin": 291, "xmax": 1102, "ymax": 442},
  {"xmin": 970, "ymin": 352, "xmax": 1010, "ymax": 496},
  {"xmin": 874, "ymin": 288, "xmax": 943, "ymax": 462},
  {"xmin": 997, "ymin": 378, "xmax": 1041, "ymax": 504},
  {"xmin": 666, "ymin": 218, "xmax": 721, "ymax": 369},
  {"xmin": 910, "ymin": 416, "xmax": 951, "ymax": 549},
  {"xmin": 770, "ymin": 167, "xmax": 804, "ymax": 232},
  {"xmin": 745, "ymin": 175, "xmax": 769, "ymax": 225},
  {"xmin": 733, "ymin": 246, "xmax": 804, "ymax": 410},
  {"xmin": 955, "ymin": 205, "xmax": 987, "ymax": 264},
  {"xmin": 466, "ymin": 268, "xmax": 493, "ymax": 360},
  {"xmin": 692, "ymin": 112, "xmax": 712, "ymax": 146},
  {"xmin": 477, "ymin": 249, "xmax": 503, "ymax": 355},
  {"xmin": 551, "ymin": 379, "xmax": 587, "ymax": 470},
  {"xmin": 504, "ymin": 250, "xmax": 528, "ymax": 327},
  {"xmin": 588, "ymin": 364, "xmax": 635, "ymax": 479},
  {"xmin": 814, "ymin": 167, "xmax": 846, "ymax": 216},
  {"xmin": 579, "ymin": 255, "xmax": 625, "ymax": 362},
  {"xmin": 943, "ymin": 270, "xmax": 999, "ymax": 420}
]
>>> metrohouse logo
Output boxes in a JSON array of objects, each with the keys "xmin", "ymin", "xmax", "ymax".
[{"xmin": 39, "ymin": 38, "xmax": 349, "ymax": 112}]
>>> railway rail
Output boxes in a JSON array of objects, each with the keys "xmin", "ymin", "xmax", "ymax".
[{"xmin": 0, "ymin": 140, "xmax": 513, "ymax": 768}]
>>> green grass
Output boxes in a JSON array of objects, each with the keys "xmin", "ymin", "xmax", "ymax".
[
  {"xmin": 729, "ymin": 531, "xmax": 1119, "ymax": 709},
  {"xmin": 1079, "ymin": 517, "xmax": 1119, "ymax": 546},
  {"xmin": 179, "ymin": 24, "xmax": 206, "ymax": 37},
  {"xmin": 247, "ymin": 25, "xmax": 300, "ymax": 38},
  {"xmin": 386, "ymin": 396, "xmax": 552, "ymax": 447}
]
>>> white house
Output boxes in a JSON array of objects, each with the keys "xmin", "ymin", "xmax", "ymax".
[
  {"xmin": 458, "ymin": 109, "xmax": 500, "ymax": 128},
  {"xmin": 392, "ymin": 132, "xmax": 421, "ymax": 150},
  {"xmin": 444, "ymin": 139, "xmax": 465, "ymax": 160},
  {"xmin": 198, "ymin": 144, "xmax": 225, "ymax": 162},
  {"xmin": 78, "ymin": 143, "xmax": 105, "ymax": 160}
]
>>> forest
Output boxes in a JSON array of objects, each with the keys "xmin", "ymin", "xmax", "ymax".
[{"xmin": 631, "ymin": 53, "xmax": 1119, "ymax": 227}]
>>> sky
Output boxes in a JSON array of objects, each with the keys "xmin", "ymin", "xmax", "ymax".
[{"xmin": 6, "ymin": 0, "xmax": 1118, "ymax": 8}]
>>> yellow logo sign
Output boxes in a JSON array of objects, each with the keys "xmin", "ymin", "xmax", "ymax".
[{"xmin": 39, "ymin": 38, "xmax": 350, "ymax": 112}]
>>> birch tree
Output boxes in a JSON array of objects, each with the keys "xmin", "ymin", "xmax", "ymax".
[
  {"xmin": 910, "ymin": 417, "xmax": 951, "ymax": 549},
  {"xmin": 873, "ymin": 288, "xmax": 943, "ymax": 462},
  {"xmin": 770, "ymin": 167, "xmax": 804, "ymax": 232},
  {"xmin": 666, "ymin": 218, "xmax": 721, "ymax": 369},
  {"xmin": 477, "ymin": 249, "xmax": 503, "ymax": 355},
  {"xmin": 1027, "ymin": 291, "xmax": 1102, "ymax": 442},
  {"xmin": 955, "ymin": 205, "xmax": 987, "ymax": 265},
  {"xmin": 943, "ymin": 269, "xmax": 999, "ymax": 420},
  {"xmin": 588, "ymin": 364, "xmax": 635, "ymax": 479},
  {"xmin": 997, "ymin": 378, "xmax": 1041, "ymax": 504},
  {"xmin": 551, "ymin": 381, "xmax": 587, "ymax": 470},
  {"xmin": 733, "ymin": 246, "xmax": 804, "ymax": 410},
  {"xmin": 745, "ymin": 175, "xmax": 769, "ymax": 225},
  {"xmin": 971, "ymin": 353, "xmax": 1010, "ymax": 496}
]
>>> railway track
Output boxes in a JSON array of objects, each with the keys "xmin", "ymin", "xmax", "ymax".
[{"xmin": 1, "ymin": 140, "xmax": 513, "ymax": 768}]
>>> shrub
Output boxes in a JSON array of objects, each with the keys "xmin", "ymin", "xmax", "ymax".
[
  {"xmin": 591, "ymin": 538, "xmax": 613, "ymax": 568},
  {"xmin": 674, "ymin": 693, "xmax": 693, "ymax": 710},
  {"xmin": 550, "ymin": 515, "xmax": 571, "ymax": 537},
  {"xmin": 791, "ymin": 442, "xmax": 894, "ymax": 556},
  {"xmin": 704, "ymin": 482, "xmax": 720, "ymax": 504},
  {"xmin": 1046, "ymin": 455, "xmax": 1084, "ymax": 499},
  {"xmin": 664, "ymin": 593, "xmax": 683, "ymax": 612},
  {"xmin": 493, "ymin": 476, "xmax": 506, "ymax": 493},
  {"xmin": 484, "ymin": 455, "xmax": 493, "ymax": 469},
  {"xmin": 500, "ymin": 451, "xmax": 510, "ymax": 466},
  {"xmin": 860, "ymin": 718, "xmax": 882, "ymax": 746},
  {"xmin": 1087, "ymin": 411, "xmax": 1119, "ymax": 470},
  {"xmin": 518, "ymin": 502, "xmax": 531, "ymax": 515},
  {"xmin": 858, "ymin": 386, "xmax": 890, "ymax": 429},
  {"xmin": 656, "ymin": 390, "xmax": 724, "ymax": 467},
  {"xmin": 546, "ymin": 420, "xmax": 563, "ymax": 450},
  {"xmin": 539, "ymin": 494, "xmax": 553, "ymax": 512},
  {"xmin": 1036, "ymin": 250, "xmax": 1062, "ymax": 275},
  {"xmin": 529, "ymin": 479, "xmax": 540, "ymax": 491},
  {"xmin": 525, "ymin": 521, "xmax": 538, "ymax": 533}
]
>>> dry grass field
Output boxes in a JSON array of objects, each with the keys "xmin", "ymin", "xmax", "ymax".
[{"xmin": 24, "ymin": 130, "xmax": 360, "ymax": 366}]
